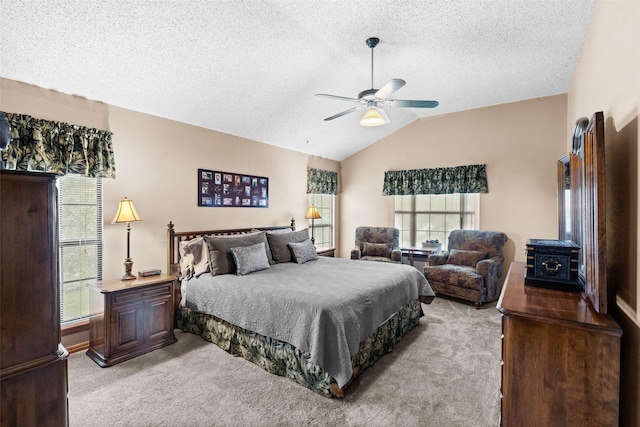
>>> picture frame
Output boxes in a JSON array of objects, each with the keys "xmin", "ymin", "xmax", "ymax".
[{"xmin": 198, "ymin": 168, "xmax": 268, "ymax": 208}]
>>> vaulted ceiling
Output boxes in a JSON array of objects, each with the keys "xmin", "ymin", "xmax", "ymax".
[{"xmin": 0, "ymin": 1, "xmax": 594, "ymax": 161}]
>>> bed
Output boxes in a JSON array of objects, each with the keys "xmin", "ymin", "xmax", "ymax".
[{"xmin": 167, "ymin": 220, "xmax": 435, "ymax": 397}]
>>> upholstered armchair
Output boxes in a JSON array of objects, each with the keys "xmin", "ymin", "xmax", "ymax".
[
  {"xmin": 423, "ymin": 229, "xmax": 508, "ymax": 308},
  {"xmin": 351, "ymin": 226, "xmax": 401, "ymax": 263}
]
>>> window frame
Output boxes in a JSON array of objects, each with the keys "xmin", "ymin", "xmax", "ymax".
[
  {"xmin": 57, "ymin": 175, "xmax": 103, "ymax": 326},
  {"xmin": 307, "ymin": 193, "xmax": 334, "ymax": 249},
  {"xmin": 394, "ymin": 193, "xmax": 479, "ymax": 250}
]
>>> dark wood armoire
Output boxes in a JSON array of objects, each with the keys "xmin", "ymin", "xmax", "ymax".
[{"xmin": 1, "ymin": 170, "xmax": 69, "ymax": 426}]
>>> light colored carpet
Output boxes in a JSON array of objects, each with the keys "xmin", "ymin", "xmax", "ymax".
[{"xmin": 68, "ymin": 297, "xmax": 501, "ymax": 427}]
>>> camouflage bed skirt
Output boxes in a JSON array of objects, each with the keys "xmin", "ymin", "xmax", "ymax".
[{"xmin": 177, "ymin": 299, "xmax": 423, "ymax": 397}]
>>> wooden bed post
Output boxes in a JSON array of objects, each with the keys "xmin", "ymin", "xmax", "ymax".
[{"xmin": 167, "ymin": 221, "xmax": 175, "ymax": 276}]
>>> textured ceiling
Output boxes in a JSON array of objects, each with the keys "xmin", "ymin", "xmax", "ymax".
[{"xmin": 0, "ymin": 1, "xmax": 594, "ymax": 161}]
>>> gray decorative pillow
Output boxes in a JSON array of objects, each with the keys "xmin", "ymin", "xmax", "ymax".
[
  {"xmin": 288, "ymin": 239, "xmax": 318, "ymax": 264},
  {"xmin": 362, "ymin": 242, "xmax": 392, "ymax": 258},
  {"xmin": 231, "ymin": 242, "xmax": 271, "ymax": 275},
  {"xmin": 266, "ymin": 229, "xmax": 310, "ymax": 263},
  {"xmin": 205, "ymin": 231, "xmax": 273, "ymax": 275}
]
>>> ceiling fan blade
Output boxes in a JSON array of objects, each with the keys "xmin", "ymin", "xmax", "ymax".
[
  {"xmin": 374, "ymin": 79, "xmax": 406, "ymax": 99},
  {"xmin": 386, "ymin": 99, "xmax": 439, "ymax": 108},
  {"xmin": 315, "ymin": 93, "xmax": 361, "ymax": 103},
  {"xmin": 323, "ymin": 106, "xmax": 363, "ymax": 121}
]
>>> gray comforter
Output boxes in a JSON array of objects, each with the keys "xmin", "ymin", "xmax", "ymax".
[{"xmin": 183, "ymin": 257, "xmax": 434, "ymax": 387}]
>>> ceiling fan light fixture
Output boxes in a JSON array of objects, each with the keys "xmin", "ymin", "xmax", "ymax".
[
  {"xmin": 360, "ymin": 106, "xmax": 389, "ymax": 127},
  {"xmin": 316, "ymin": 37, "xmax": 438, "ymax": 124}
]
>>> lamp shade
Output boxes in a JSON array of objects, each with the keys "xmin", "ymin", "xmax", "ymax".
[
  {"xmin": 112, "ymin": 197, "xmax": 142, "ymax": 223},
  {"xmin": 305, "ymin": 205, "xmax": 321, "ymax": 220},
  {"xmin": 359, "ymin": 106, "xmax": 390, "ymax": 127}
]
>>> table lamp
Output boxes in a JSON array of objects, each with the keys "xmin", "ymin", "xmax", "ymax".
[
  {"xmin": 305, "ymin": 204, "xmax": 321, "ymax": 244},
  {"xmin": 112, "ymin": 197, "xmax": 141, "ymax": 280}
]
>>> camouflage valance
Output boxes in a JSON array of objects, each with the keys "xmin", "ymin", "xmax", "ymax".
[
  {"xmin": 383, "ymin": 164, "xmax": 488, "ymax": 195},
  {"xmin": 0, "ymin": 111, "xmax": 115, "ymax": 178},
  {"xmin": 306, "ymin": 167, "xmax": 338, "ymax": 195}
]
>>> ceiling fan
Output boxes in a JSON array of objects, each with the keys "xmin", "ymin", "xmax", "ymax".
[{"xmin": 316, "ymin": 37, "xmax": 439, "ymax": 127}]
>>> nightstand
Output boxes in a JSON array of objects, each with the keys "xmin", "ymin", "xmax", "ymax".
[
  {"xmin": 317, "ymin": 247, "xmax": 335, "ymax": 257},
  {"xmin": 86, "ymin": 274, "xmax": 177, "ymax": 367}
]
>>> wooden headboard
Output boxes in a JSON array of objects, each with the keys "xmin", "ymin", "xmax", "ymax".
[{"xmin": 166, "ymin": 218, "xmax": 296, "ymax": 277}]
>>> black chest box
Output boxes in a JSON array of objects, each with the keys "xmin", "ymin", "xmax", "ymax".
[{"xmin": 525, "ymin": 239, "xmax": 583, "ymax": 292}]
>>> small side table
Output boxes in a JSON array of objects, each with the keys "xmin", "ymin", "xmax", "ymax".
[
  {"xmin": 86, "ymin": 274, "xmax": 177, "ymax": 367},
  {"xmin": 401, "ymin": 247, "xmax": 437, "ymax": 266}
]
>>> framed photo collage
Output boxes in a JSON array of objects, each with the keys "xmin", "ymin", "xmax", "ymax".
[{"xmin": 198, "ymin": 168, "xmax": 269, "ymax": 208}]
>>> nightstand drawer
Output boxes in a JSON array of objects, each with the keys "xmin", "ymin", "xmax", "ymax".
[{"xmin": 112, "ymin": 283, "xmax": 172, "ymax": 305}]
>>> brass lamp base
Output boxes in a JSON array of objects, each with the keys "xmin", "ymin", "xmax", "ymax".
[{"xmin": 121, "ymin": 258, "xmax": 136, "ymax": 281}]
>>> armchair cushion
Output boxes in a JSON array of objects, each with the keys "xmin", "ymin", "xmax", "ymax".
[
  {"xmin": 446, "ymin": 249, "xmax": 487, "ymax": 267},
  {"xmin": 423, "ymin": 264, "xmax": 484, "ymax": 291},
  {"xmin": 361, "ymin": 255, "xmax": 397, "ymax": 263},
  {"xmin": 362, "ymin": 242, "xmax": 392, "ymax": 258}
]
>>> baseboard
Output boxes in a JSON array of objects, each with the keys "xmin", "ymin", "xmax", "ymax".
[{"xmin": 66, "ymin": 341, "xmax": 89, "ymax": 354}]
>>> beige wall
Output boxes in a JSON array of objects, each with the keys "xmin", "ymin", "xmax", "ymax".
[
  {"xmin": 340, "ymin": 94, "xmax": 568, "ymax": 276},
  {"xmin": 3, "ymin": 2, "xmax": 637, "ymax": 418},
  {"xmin": 0, "ymin": 78, "xmax": 340, "ymax": 279},
  {"xmin": 567, "ymin": 1, "xmax": 640, "ymax": 425}
]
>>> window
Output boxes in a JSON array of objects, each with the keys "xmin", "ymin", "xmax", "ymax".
[
  {"xmin": 308, "ymin": 193, "xmax": 334, "ymax": 249},
  {"xmin": 394, "ymin": 193, "xmax": 478, "ymax": 250},
  {"xmin": 58, "ymin": 175, "xmax": 103, "ymax": 324}
]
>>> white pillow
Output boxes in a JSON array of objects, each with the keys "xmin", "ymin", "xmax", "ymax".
[{"xmin": 179, "ymin": 237, "xmax": 210, "ymax": 279}]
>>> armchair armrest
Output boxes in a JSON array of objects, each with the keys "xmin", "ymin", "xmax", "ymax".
[
  {"xmin": 476, "ymin": 258, "xmax": 503, "ymax": 300},
  {"xmin": 428, "ymin": 252, "xmax": 448, "ymax": 266},
  {"xmin": 476, "ymin": 258, "xmax": 499, "ymax": 276},
  {"xmin": 391, "ymin": 248, "xmax": 402, "ymax": 262},
  {"xmin": 351, "ymin": 246, "xmax": 362, "ymax": 260}
]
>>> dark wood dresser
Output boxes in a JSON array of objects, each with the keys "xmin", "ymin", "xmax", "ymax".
[
  {"xmin": 0, "ymin": 171, "xmax": 69, "ymax": 426},
  {"xmin": 87, "ymin": 275, "xmax": 176, "ymax": 367},
  {"xmin": 497, "ymin": 262, "xmax": 622, "ymax": 427}
]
